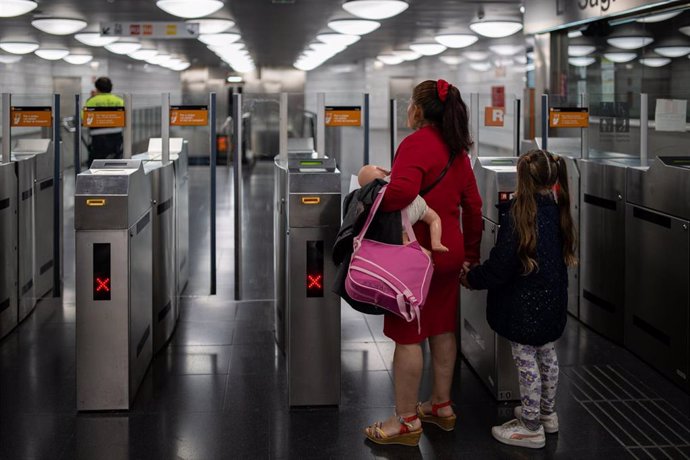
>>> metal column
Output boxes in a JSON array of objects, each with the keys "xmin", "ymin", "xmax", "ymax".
[
  {"xmin": 232, "ymin": 93, "xmax": 243, "ymax": 301},
  {"xmin": 209, "ymin": 92, "xmax": 217, "ymax": 295}
]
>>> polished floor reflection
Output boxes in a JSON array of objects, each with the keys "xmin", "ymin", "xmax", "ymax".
[{"xmin": 1, "ymin": 161, "xmax": 689, "ymax": 459}]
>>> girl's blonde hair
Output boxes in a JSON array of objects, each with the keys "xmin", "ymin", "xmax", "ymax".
[{"xmin": 513, "ymin": 149, "xmax": 577, "ymax": 274}]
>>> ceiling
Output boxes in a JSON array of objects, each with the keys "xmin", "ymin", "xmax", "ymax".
[{"xmin": 0, "ymin": 0, "xmax": 524, "ymax": 70}]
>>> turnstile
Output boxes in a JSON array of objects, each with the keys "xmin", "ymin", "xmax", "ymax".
[
  {"xmin": 13, "ymin": 139, "xmax": 59, "ymax": 299},
  {"xmin": 11, "ymin": 151, "xmax": 36, "ymax": 323},
  {"xmin": 625, "ymin": 157, "xmax": 690, "ymax": 392},
  {"xmin": 0, "ymin": 161, "xmax": 18, "ymax": 339},
  {"xmin": 460, "ymin": 157, "xmax": 520, "ymax": 401},
  {"xmin": 578, "ymin": 158, "xmax": 637, "ymax": 344},
  {"xmin": 274, "ymin": 154, "xmax": 341, "ymax": 406},
  {"xmin": 138, "ymin": 138, "xmax": 189, "ymax": 296},
  {"xmin": 143, "ymin": 160, "xmax": 176, "ymax": 353},
  {"xmin": 75, "ymin": 159, "xmax": 153, "ymax": 411}
]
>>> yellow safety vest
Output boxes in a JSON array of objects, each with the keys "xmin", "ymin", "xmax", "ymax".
[{"xmin": 85, "ymin": 93, "xmax": 124, "ymax": 107}]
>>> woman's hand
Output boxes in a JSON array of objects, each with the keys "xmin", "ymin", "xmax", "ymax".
[{"xmin": 375, "ymin": 166, "xmax": 391, "ymax": 176}]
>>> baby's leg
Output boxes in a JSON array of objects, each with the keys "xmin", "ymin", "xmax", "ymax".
[{"xmin": 421, "ymin": 207, "xmax": 448, "ymax": 252}]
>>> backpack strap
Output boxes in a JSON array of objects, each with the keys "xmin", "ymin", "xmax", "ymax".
[
  {"xmin": 419, "ymin": 154, "xmax": 455, "ymax": 197},
  {"xmin": 354, "ymin": 185, "xmax": 387, "ymax": 246}
]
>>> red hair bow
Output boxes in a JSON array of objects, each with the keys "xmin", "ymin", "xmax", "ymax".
[{"xmin": 437, "ymin": 79, "xmax": 450, "ymax": 102}]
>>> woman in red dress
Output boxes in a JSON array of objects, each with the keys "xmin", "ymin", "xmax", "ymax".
[{"xmin": 365, "ymin": 80, "xmax": 483, "ymax": 446}]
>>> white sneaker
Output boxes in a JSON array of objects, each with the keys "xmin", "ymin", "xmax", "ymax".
[
  {"xmin": 491, "ymin": 418, "xmax": 546, "ymax": 449},
  {"xmin": 514, "ymin": 406, "xmax": 559, "ymax": 434}
]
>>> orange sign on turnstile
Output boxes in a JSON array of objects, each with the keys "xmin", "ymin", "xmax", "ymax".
[
  {"xmin": 82, "ymin": 107, "xmax": 126, "ymax": 128},
  {"xmin": 549, "ymin": 107, "xmax": 589, "ymax": 128},
  {"xmin": 10, "ymin": 106, "xmax": 52, "ymax": 127},
  {"xmin": 484, "ymin": 107, "xmax": 505, "ymax": 127},
  {"xmin": 325, "ymin": 106, "xmax": 362, "ymax": 127},
  {"xmin": 170, "ymin": 105, "xmax": 209, "ymax": 126}
]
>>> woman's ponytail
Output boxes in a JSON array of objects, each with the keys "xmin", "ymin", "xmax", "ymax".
[{"xmin": 554, "ymin": 156, "xmax": 577, "ymax": 267}]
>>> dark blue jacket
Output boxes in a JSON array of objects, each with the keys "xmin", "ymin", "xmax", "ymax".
[{"xmin": 466, "ymin": 194, "xmax": 568, "ymax": 346}]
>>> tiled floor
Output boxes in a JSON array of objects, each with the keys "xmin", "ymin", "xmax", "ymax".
[{"xmin": 1, "ymin": 162, "xmax": 689, "ymax": 459}]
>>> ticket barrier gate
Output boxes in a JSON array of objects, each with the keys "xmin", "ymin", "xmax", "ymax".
[
  {"xmin": 75, "ymin": 160, "xmax": 153, "ymax": 411},
  {"xmin": 11, "ymin": 149, "xmax": 36, "ymax": 323},
  {"xmin": 274, "ymin": 154, "xmax": 341, "ymax": 406},
  {"xmin": 460, "ymin": 157, "xmax": 521, "ymax": 400},
  {"xmin": 136, "ymin": 138, "xmax": 189, "ymax": 296},
  {"xmin": 0, "ymin": 161, "xmax": 17, "ymax": 339},
  {"xmin": 13, "ymin": 139, "xmax": 60, "ymax": 300},
  {"xmin": 625, "ymin": 157, "xmax": 690, "ymax": 392},
  {"xmin": 578, "ymin": 157, "xmax": 639, "ymax": 344}
]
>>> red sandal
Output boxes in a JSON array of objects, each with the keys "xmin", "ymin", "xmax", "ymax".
[
  {"xmin": 364, "ymin": 414, "xmax": 423, "ymax": 446},
  {"xmin": 416, "ymin": 400, "xmax": 456, "ymax": 431}
]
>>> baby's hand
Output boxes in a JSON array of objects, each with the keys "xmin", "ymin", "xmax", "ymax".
[{"xmin": 431, "ymin": 244, "xmax": 449, "ymax": 253}]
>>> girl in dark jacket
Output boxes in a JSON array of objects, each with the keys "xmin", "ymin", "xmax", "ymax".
[{"xmin": 462, "ymin": 149, "xmax": 577, "ymax": 449}]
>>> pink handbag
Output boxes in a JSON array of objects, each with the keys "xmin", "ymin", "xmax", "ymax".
[{"xmin": 345, "ymin": 186, "xmax": 433, "ymax": 332}]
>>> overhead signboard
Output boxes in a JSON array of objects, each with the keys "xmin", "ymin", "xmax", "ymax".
[
  {"xmin": 100, "ymin": 21, "xmax": 199, "ymax": 39},
  {"xmin": 325, "ymin": 106, "xmax": 362, "ymax": 127},
  {"xmin": 170, "ymin": 105, "xmax": 209, "ymax": 126},
  {"xmin": 11, "ymin": 106, "xmax": 52, "ymax": 127},
  {"xmin": 83, "ymin": 107, "xmax": 126, "ymax": 128},
  {"xmin": 549, "ymin": 107, "xmax": 589, "ymax": 128},
  {"xmin": 524, "ymin": 0, "xmax": 675, "ymax": 34},
  {"xmin": 484, "ymin": 107, "xmax": 505, "ymax": 127}
]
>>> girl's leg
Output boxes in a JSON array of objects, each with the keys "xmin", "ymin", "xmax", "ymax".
[
  {"xmin": 535, "ymin": 342, "xmax": 559, "ymax": 414},
  {"xmin": 511, "ymin": 342, "xmax": 542, "ymax": 431}
]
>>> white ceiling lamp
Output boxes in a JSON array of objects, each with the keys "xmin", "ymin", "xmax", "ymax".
[
  {"xmin": 470, "ymin": 19, "xmax": 523, "ymax": 38},
  {"xmin": 316, "ymin": 33, "xmax": 360, "ymax": 46},
  {"xmin": 681, "ymin": 26, "xmax": 690, "ymax": 37},
  {"xmin": 604, "ymin": 52, "xmax": 636, "ymax": 63},
  {"xmin": 171, "ymin": 61, "xmax": 191, "ymax": 71},
  {"xmin": 0, "ymin": 0, "xmax": 37, "ymax": 17},
  {"xmin": 568, "ymin": 45, "xmax": 596, "ymax": 56},
  {"xmin": 198, "ymin": 33, "xmax": 241, "ymax": 46},
  {"xmin": 156, "ymin": 0, "xmax": 223, "ymax": 19},
  {"xmin": 105, "ymin": 41, "xmax": 142, "ymax": 55},
  {"xmin": 35, "ymin": 48, "xmax": 69, "ymax": 60},
  {"xmin": 639, "ymin": 57, "xmax": 671, "ymax": 67},
  {"xmin": 31, "ymin": 18, "xmax": 87, "ymax": 35},
  {"xmin": 393, "ymin": 49, "xmax": 421, "ymax": 61},
  {"xmin": 568, "ymin": 30, "xmax": 583, "ymax": 38},
  {"xmin": 490, "ymin": 44, "xmax": 524, "ymax": 56},
  {"xmin": 310, "ymin": 42, "xmax": 346, "ymax": 54},
  {"xmin": 342, "ymin": 0, "xmax": 408, "ymax": 20},
  {"xmin": 147, "ymin": 54, "xmax": 172, "ymax": 65},
  {"xmin": 327, "ymin": 19, "xmax": 381, "ymax": 36},
  {"xmin": 131, "ymin": 48, "xmax": 158, "ymax": 60},
  {"xmin": 63, "ymin": 53, "xmax": 92, "ymax": 64},
  {"xmin": 187, "ymin": 18, "xmax": 234, "ymax": 34},
  {"xmin": 514, "ymin": 55, "xmax": 527, "ymax": 64},
  {"xmin": 470, "ymin": 61, "xmax": 492, "ymax": 72},
  {"xmin": 569, "ymin": 56, "xmax": 596, "ymax": 66},
  {"xmin": 377, "ymin": 54, "xmax": 404, "ymax": 65},
  {"xmin": 607, "ymin": 25, "xmax": 654, "ymax": 50},
  {"xmin": 74, "ymin": 32, "xmax": 118, "ymax": 47},
  {"xmin": 440, "ymin": 55, "xmax": 464, "ymax": 65},
  {"xmin": 636, "ymin": 11, "xmax": 682, "ymax": 23},
  {"xmin": 0, "ymin": 41, "xmax": 38, "ymax": 54},
  {"xmin": 409, "ymin": 43, "xmax": 446, "ymax": 56},
  {"xmin": 434, "ymin": 34, "xmax": 478, "ymax": 49},
  {"xmin": 655, "ymin": 45, "xmax": 690, "ymax": 57},
  {"xmin": 0, "ymin": 54, "xmax": 22, "ymax": 63},
  {"xmin": 227, "ymin": 75, "xmax": 243, "ymax": 83},
  {"xmin": 463, "ymin": 50, "xmax": 489, "ymax": 61}
]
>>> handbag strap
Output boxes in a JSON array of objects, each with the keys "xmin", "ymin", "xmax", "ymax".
[
  {"xmin": 419, "ymin": 154, "xmax": 455, "ymax": 197},
  {"xmin": 354, "ymin": 185, "xmax": 418, "ymax": 247}
]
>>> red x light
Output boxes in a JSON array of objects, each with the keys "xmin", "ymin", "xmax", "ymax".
[
  {"xmin": 307, "ymin": 274, "xmax": 322, "ymax": 289},
  {"xmin": 95, "ymin": 277, "xmax": 110, "ymax": 292}
]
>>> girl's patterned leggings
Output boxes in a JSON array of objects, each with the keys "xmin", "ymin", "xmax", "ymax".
[{"xmin": 510, "ymin": 341, "xmax": 559, "ymax": 423}]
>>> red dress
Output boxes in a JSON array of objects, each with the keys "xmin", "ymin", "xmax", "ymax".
[{"xmin": 381, "ymin": 125, "xmax": 483, "ymax": 344}]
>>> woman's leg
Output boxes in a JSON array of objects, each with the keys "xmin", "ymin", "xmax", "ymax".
[
  {"xmin": 374, "ymin": 342, "xmax": 424, "ymax": 434},
  {"xmin": 419, "ymin": 332, "xmax": 456, "ymax": 417},
  {"xmin": 535, "ymin": 342, "xmax": 559, "ymax": 414},
  {"xmin": 511, "ymin": 342, "xmax": 542, "ymax": 431}
]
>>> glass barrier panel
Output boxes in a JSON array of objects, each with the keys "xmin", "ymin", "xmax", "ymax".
[
  {"xmin": 648, "ymin": 92, "xmax": 690, "ymax": 160},
  {"xmin": 476, "ymin": 93, "xmax": 518, "ymax": 157},
  {"xmin": 169, "ymin": 93, "xmax": 211, "ymax": 164},
  {"xmin": 587, "ymin": 93, "xmax": 641, "ymax": 160},
  {"xmin": 130, "ymin": 94, "xmax": 161, "ymax": 154}
]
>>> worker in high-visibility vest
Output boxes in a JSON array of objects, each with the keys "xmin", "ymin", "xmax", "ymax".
[{"xmin": 85, "ymin": 77, "xmax": 124, "ymax": 166}]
